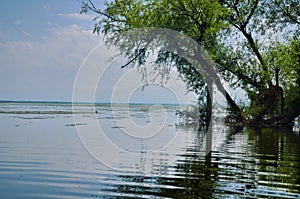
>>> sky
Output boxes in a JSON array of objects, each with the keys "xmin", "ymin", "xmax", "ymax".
[{"xmin": 0, "ymin": 0, "xmax": 197, "ymax": 104}]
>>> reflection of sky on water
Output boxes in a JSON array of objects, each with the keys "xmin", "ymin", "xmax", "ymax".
[
  {"xmin": 0, "ymin": 102, "xmax": 299, "ymax": 198},
  {"xmin": 74, "ymin": 103, "xmax": 199, "ymax": 173}
]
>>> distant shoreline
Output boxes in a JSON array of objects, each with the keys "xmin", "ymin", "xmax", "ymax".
[{"xmin": 0, "ymin": 100, "xmax": 185, "ymax": 106}]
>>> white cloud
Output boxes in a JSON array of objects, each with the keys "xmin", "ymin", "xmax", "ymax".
[
  {"xmin": 21, "ymin": 30, "xmax": 31, "ymax": 37},
  {"xmin": 1, "ymin": 24, "xmax": 101, "ymax": 69},
  {"xmin": 0, "ymin": 24, "xmax": 196, "ymax": 103},
  {"xmin": 0, "ymin": 24, "xmax": 103, "ymax": 101},
  {"xmin": 58, "ymin": 13, "xmax": 96, "ymax": 21},
  {"xmin": 14, "ymin": 20, "xmax": 22, "ymax": 25}
]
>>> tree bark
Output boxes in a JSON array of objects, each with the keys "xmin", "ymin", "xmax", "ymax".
[
  {"xmin": 190, "ymin": 49, "xmax": 244, "ymax": 123},
  {"xmin": 206, "ymin": 80, "xmax": 212, "ymax": 156}
]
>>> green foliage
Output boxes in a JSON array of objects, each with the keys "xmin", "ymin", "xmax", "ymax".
[
  {"xmin": 81, "ymin": 0, "xmax": 228, "ymax": 110},
  {"xmin": 216, "ymin": 0, "xmax": 300, "ymax": 122},
  {"xmin": 267, "ymin": 38, "xmax": 300, "ymax": 112},
  {"xmin": 264, "ymin": 37, "xmax": 300, "ymax": 91},
  {"xmin": 81, "ymin": 0, "xmax": 300, "ymax": 125},
  {"xmin": 264, "ymin": 0, "xmax": 300, "ymax": 31}
]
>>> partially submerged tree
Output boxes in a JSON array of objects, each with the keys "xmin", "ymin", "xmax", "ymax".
[
  {"xmin": 80, "ymin": 0, "xmax": 300, "ymax": 127},
  {"xmin": 217, "ymin": 0, "xmax": 300, "ymax": 126}
]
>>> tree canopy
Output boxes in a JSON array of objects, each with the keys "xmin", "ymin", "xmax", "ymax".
[{"xmin": 81, "ymin": 0, "xmax": 300, "ymax": 127}]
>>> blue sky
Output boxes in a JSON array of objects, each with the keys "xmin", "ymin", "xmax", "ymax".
[{"xmin": 0, "ymin": 0, "xmax": 196, "ymax": 104}]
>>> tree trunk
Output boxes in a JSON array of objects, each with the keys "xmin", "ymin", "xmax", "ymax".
[
  {"xmin": 213, "ymin": 76, "xmax": 244, "ymax": 123},
  {"xmin": 206, "ymin": 80, "xmax": 213, "ymax": 130},
  {"xmin": 192, "ymin": 50, "xmax": 244, "ymax": 124},
  {"xmin": 206, "ymin": 80, "xmax": 212, "ymax": 156}
]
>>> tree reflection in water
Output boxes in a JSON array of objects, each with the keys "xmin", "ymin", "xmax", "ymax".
[{"xmin": 104, "ymin": 125, "xmax": 300, "ymax": 198}]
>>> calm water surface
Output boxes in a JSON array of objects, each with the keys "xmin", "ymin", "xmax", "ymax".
[{"xmin": 0, "ymin": 102, "xmax": 299, "ymax": 198}]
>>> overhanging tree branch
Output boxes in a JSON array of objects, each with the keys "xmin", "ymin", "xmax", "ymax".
[{"xmin": 120, "ymin": 39, "xmax": 152, "ymax": 68}]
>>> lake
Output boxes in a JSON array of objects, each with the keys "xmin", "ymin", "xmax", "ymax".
[{"xmin": 0, "ymin": 102, "xmax": 299, "ymax": 198}]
